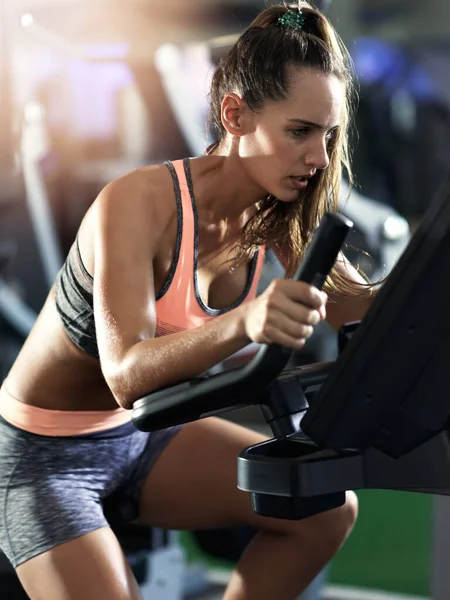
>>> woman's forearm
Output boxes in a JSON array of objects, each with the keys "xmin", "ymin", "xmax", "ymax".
[{"xmin": 105, "ymin": 305, "xmax": 251, "ymax": 409}]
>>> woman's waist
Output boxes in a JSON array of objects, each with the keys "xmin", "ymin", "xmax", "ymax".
[
  {"xmin": 5, "ymin": 358, "xmax": 118, "ymax": 409},
  {"xmin": 0, "ymin": 381, "xmax": 132, "ymax": 437}
]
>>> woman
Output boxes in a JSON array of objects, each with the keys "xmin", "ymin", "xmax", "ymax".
[{"xmin": 0, "ymin": 2, "xmax": 374, "ymax": 599}]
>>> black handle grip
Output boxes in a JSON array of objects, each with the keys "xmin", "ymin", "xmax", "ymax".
[
  {"xmin": 246, "ymin": 212, "xmax": 353, "ymax": 375},
  {"xmin": 293, "ymin": 212, "xmax": 353, "ymax": 287}
]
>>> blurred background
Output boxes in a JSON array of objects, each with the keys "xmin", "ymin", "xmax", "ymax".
[{"xmin": 1, "ymin": 0, "xmax": 450, "ymax": 598}]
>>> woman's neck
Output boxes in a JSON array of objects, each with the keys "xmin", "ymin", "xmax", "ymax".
[{"xmin": 188, "ymin": 154, "xmax": 266, "ymax": 223}]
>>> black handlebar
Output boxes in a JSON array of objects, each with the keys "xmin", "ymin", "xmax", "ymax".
[
  {"xmin": 132, "ymin": 212, "xmax": 352, "ymax": 432},
  {"xmin": 251, "ymin": 211, "xmax": 353, "ymax": 373}
]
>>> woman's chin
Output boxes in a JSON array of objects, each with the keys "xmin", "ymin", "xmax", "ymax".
[
  {"xmin": 274, "ymin": 189, "xmax": 302, "ymax": 203},
  {"xmin": 262, "ymin": 182, "xmax": 302, "ymax": 203}
]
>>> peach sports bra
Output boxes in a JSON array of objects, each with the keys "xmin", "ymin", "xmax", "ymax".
[{"xmin": 156, "ymin": 158, "xmax": 265, "ymax": 334}]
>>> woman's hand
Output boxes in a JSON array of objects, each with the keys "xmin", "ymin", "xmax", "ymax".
[{"xmin": 240, "ymin": 279, "xmax": 327, "ymax": 349}]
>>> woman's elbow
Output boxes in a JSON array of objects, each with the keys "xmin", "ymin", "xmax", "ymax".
[
  {"xmin": 102, "ymin": 359, "xmax": 143, "ymax": 410},
  {"xmin": 102, "ymin": 363, "xmax": 157, "ymax": 410},
  {"xmin": 104, "ymin": 375, "xmax": 135, "ymax": 410}
]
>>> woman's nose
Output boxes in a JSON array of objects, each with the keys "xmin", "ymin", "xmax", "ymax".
[{"xmin": 304, "ymin": 137, "xmax": 330, "ymax": 171}]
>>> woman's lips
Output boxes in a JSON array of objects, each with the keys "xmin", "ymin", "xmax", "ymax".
[{"xmin": 289, "ymin": 176, "xmax": 308, "ymax": 189}]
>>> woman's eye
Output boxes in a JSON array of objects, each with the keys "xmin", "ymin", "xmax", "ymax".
[
  {"xmin": 326, "ymin": 128, "xmax": 338, "ymax": 141},
  {"xmin": 291, "ymin": 128, "xmax": 308, "ymax": 137}
]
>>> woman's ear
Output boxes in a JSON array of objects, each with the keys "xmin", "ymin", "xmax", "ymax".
[{"xmin": 221, "ymin": 93, "xmax": 250, "ymax": 137}]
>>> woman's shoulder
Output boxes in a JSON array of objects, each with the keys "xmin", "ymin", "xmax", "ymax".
[
  {"xmin": 106, "ymin": 161, "xmax": 174, "ymax": 197},
  {"xmin": 77, "ymin": 160, "xmax": 190, "ymax": 277},
  {"xmin": 95, "ymin": 161, "xmax": 184, "ymax": 229}
]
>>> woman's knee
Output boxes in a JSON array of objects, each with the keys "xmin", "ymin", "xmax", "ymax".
[
  {"xmin": 334, "ymin": 490, "xmax": 358, "ymax": 542},
  {"xmin": 307, "ymin": 490, "xmax": 358, "ymax": 553},
  {"xmin": 344, "ymin": 490, "xmax": 359, "ymax": 525},
  {"xmin": 272, "ymin": 490, "xmax": 358, "ymax": 558}
]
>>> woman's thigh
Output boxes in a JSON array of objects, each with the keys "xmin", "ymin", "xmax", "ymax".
[
  {"xmin": 138, "ymin": 417, "xmax": 354, "ymax": 538},
  {"xmin": 16, "ymin": 527, "xmax": 143, "ymax": 600},
  {"xmin": 0, "ymin": 416, "xmax": 148, "ymax": 599}
]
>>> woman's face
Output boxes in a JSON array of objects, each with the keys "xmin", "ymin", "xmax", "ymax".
[{"xmin": 239, "ymin": 67, "xmax": 344, "ymax": 201}]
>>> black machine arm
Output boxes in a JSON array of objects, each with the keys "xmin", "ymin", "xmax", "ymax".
[
  {"xmin": 132, "ymin": 212, "xmax": 352, "ymax": 432},
  {"xmin": 238, "ymin": 177, "xmax": 450, "ymax": 519}
]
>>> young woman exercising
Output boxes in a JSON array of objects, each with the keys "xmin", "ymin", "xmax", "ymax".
[{"xmin": 0, "ymin": 3, "xmax": 374, "ymax": 599}]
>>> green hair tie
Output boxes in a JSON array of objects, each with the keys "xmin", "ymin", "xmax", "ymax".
[{"xmin": 277, "ymin": 9, "xmax": 305, "ymax": 30}]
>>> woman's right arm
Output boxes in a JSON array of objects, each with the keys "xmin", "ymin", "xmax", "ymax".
[{"xmin": 93, "ymin": 175, "xmax": 326, "ymax": 409}]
